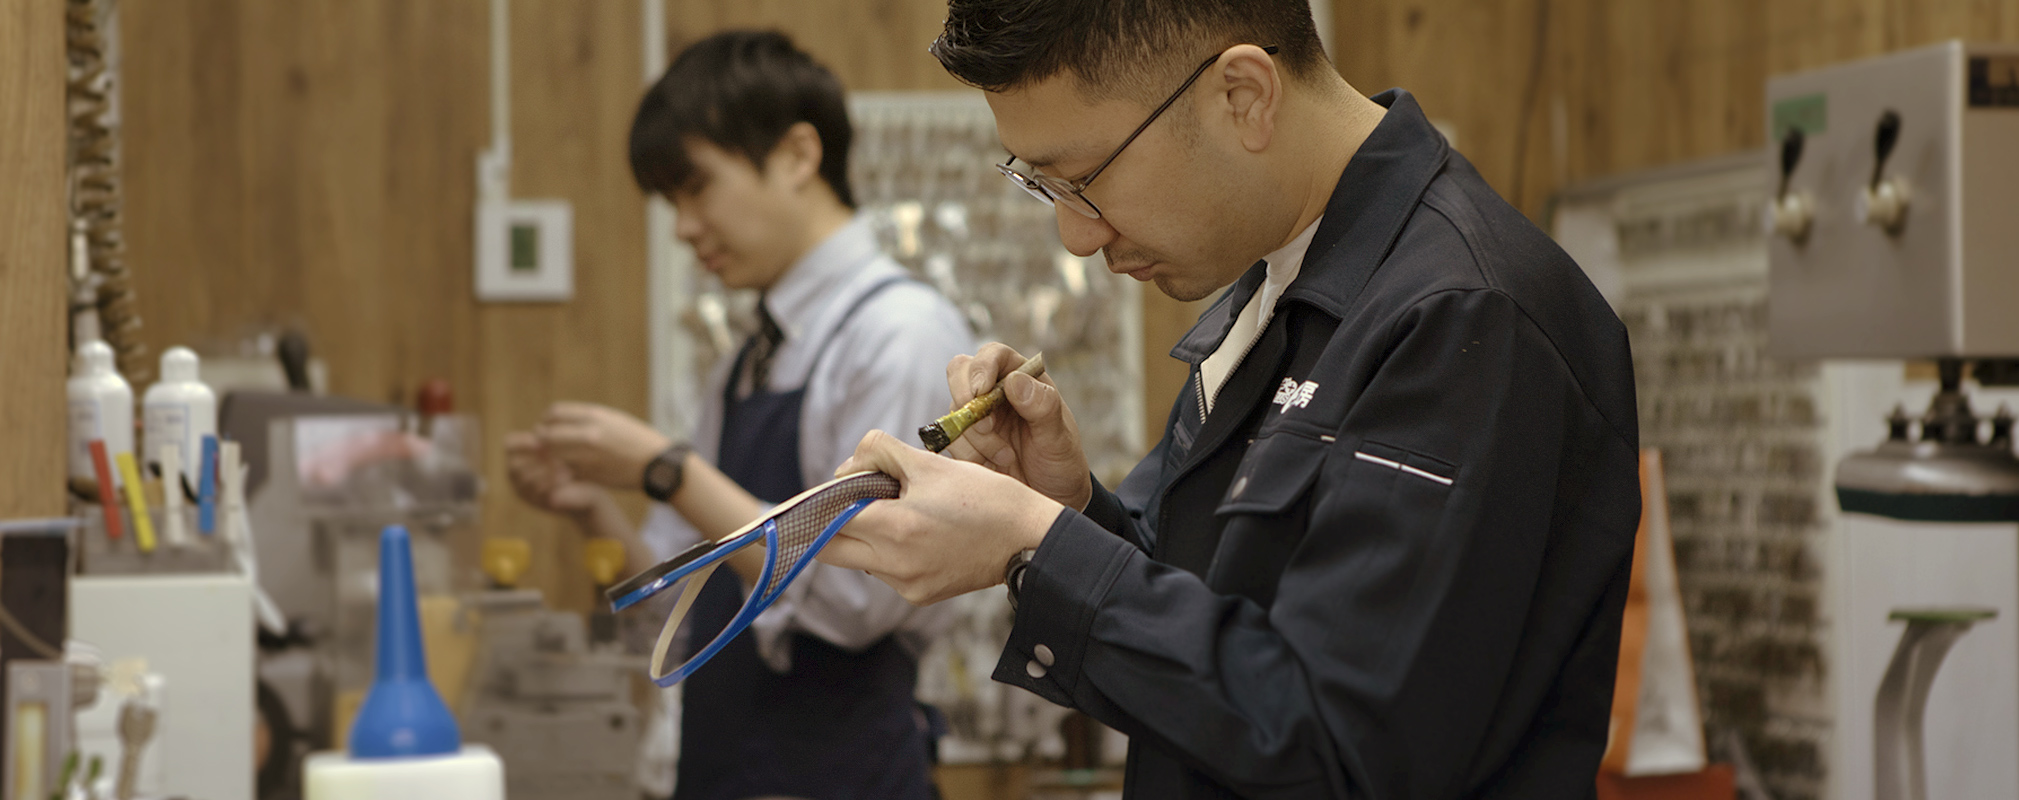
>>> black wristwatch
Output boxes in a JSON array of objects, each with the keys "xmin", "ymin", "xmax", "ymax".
[
  {"xmin": 1005, "ymin": 548, "xmax": 1037, "ymax": 612},
  {"xmin": 642, "ymin": 442, "xmax": 695, "ymax": 503}
]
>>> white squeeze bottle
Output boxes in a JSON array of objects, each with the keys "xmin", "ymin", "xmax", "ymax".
[
  {"xmin": 143, "ymin": 347, "xmax": 219, "ymax": 479},
  {"xmin": 67, "ymin": 340, "xmax": 135, "ymax": 484}
]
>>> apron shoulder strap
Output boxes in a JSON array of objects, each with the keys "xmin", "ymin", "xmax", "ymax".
[{"xmin": 799, "ymin": 275, "xmax": 919, "ymax": 383}]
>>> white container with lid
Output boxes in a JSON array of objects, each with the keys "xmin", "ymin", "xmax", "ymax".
[
  {"xmin": 143, "ymin": 346, "xmax": 219, "ymax": 479},
  {"xmin": 67, "ymin": 340, "xmax": 134, "ymax": 484}
]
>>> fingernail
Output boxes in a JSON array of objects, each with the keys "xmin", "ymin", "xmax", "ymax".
[
  {"xmin": 973, "ymin": 373, "xmax": 990, "ymax": 395},
  {"xmin": 1014, "ymin": 376, "xmax": 1036, "ymax": 404}
]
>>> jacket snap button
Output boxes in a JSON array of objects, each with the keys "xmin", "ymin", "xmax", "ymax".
[
  {"xmin": 1231, "ymin": 476, "xmax": 1249, "ymax": 498},
  {"xmin": 1034, "ymin": 644, "xmax": 1055, "ymax": 667},
  {"xmin": 1026, "ymin": 660, "xmax": 1047, "ymax": 679}
]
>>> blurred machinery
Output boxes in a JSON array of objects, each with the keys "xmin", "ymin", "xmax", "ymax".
[
  {"xmin": 235, "ymin": 398, "xmax": 479, "ymax": 799},
  {"xmin": 1768, "ymin": 41, "xmax": 2019, "ymax": 519},
  {"xmin": 233, "ymin": 390, "xmax": 645, "ymax": 800},
  {"xmin": 1767, "ymin": 41, "xmax": 2019, "ymax": 800},
  {"xmin": 453, "ymin": 539, "xmax": 641, "ymax": 800}
]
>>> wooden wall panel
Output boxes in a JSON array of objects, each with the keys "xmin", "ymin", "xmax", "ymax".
[
  {"xmin": 662, "ymin": 0, "xmax": 964, "ymax": 91},
  {"xmin": 1335, "ymin": 0, "xmax": 2019, "ymax": 219},
  {"xmin": 0, "ymin": 0, "xmax": 66, "ymax": 519},
  {"xmin": 122, "ymin": 0, "xmax": 647, "ymax": 607}
]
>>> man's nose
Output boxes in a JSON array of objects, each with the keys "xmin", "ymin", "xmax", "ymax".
[
  {"xmin": 674, "ymin": 208, "xmax": 704, "ymax": 243},
  {"xmin": 1054, "ymin": 204, "xmax": 1118, "ymax": 258}
]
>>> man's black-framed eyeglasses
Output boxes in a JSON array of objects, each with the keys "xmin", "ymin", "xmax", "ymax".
[{"xmin": 998, "ymin": 45, "xmax": 1280, "ymax": 220}]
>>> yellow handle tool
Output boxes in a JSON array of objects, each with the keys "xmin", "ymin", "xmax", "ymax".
[
  {"xmin": 113, "ymin": 452, "xmax": 158, "ymax": 553},
  {"xmin": 919, "ymin": 352, "xmax": 1046, "ymax": 453}
]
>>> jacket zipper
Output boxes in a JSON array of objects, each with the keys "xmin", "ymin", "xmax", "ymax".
[{"xmin": 1198, "ymin": 315, "xmax": 1271, "ymax": 423}]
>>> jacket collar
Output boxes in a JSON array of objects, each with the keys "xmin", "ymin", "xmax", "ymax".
[{"xmin": 1170, "ymin": 89, "xmax": 1450, "ymax": 365}]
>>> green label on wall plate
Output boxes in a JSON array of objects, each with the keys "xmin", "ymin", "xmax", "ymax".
[
  {"xmin": 1772, "ymin": 93, "xmax": 1827, "ymax": 141},
  {"xmin": 510, "ymin": 222, "xmax": 540, "ymax": 272}
]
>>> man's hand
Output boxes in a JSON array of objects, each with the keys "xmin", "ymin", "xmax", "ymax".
[
  {"xmin": 535, "ymin": 402, "xmax": 672, "ymax": 492},
  {"xmin": 942, "ymin": 343, "xmax": 1092, "ymax": 511},
  {"xmin": 503, "ymin": 431, "xmax": 609, "ymax": 520},
  {"xmin": 821, "ymin": 430, "xmax": 1064, "ymax": 606}
]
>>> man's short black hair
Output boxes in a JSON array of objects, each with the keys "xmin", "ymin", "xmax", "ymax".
[
  {"xmin": 630, "ymin": 30, "xmax": 855, "ymax": 208},
  {"xmin": 931, "ymin": 0, "xmax": 1328, "ymax": 102}
]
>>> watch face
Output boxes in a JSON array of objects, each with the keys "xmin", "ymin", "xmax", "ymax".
[{"xmin": 646, "ymin": 458, "xmax": 678, "ymax": 496}]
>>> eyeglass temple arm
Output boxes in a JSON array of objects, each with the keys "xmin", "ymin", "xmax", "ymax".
[{"xmin": 1074, "ymin": 45, "xmax": 1280, "ymax": 190}]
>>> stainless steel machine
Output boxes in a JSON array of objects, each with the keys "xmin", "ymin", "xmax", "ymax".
[
  {"xmin": 1767, "ymin": 40, "xmax": 2019, "ymax": 800},
  {"xmin": 1769, "ymin": 41, "xmax": 2019, "ymax": 520}
]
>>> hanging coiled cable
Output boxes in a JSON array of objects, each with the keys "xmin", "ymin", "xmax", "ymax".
[{"xmin": 66, "ymin": 0, "xmax": 147, "ymax": 381}]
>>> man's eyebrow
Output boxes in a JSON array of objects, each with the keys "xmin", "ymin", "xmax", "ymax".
[
  {"xmin": 1010, "ymin": 149, "xmax": 1059, "ymax": 170},
  {"xmin": 1008, "ymin": 142, "xmax": 1092, "ymax": 174}
]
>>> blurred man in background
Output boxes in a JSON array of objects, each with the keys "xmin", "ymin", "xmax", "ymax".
[{"xmin": 505, "ymin": 30, "xmax": 973, "ymax": 800}]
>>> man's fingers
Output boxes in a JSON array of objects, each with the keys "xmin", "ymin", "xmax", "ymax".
[
  {"xmin": 535, "ymin": 421, "xmax": 593, "ymax": 451},
  {"xmin": 815, "ymin": 533, "xmax": 877, "ymax": 572},
  {"xmin": 542, "ymin": 402, "xmax": 585, "ymax": 424},
  {"xmin": 503, "ymin": 432, "xmax": 541, "ymax": 454},
  {"xmin": 835, "ymin": 429, "xmax": 916, "ymax": 482},
  {"xmin": 946, "ymin": 354, "xmax": 979, "ymax": 407},
  {"xmin": 1002, "ymin": 372, "xmax": 1063, "ymax": 426},
  {"xmin": 964, "ymin": 343, "xmax": 1029, "ymax": 397},
  {"xmin": 941, "ymin": 434, "xmax": 988, "ymax": 466}
]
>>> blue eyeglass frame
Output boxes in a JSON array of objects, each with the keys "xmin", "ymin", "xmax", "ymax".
[{"xmin": 607, "ymin": 496, "xmax": 880, "ymax": 686}]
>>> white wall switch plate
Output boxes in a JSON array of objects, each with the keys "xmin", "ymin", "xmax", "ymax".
[{"xmin": 476, "ymin": 199, "xmax": 574, "ymax": 302}]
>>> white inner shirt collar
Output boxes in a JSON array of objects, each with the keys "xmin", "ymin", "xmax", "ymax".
[{"xmin": 1198, "ymin": 216, "xmax": 1322, "ymax": 415}]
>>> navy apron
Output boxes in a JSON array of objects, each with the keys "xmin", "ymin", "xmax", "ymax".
[{"xmin": 674, "ymin": 277, "xmax": 935, "ymax": 800}]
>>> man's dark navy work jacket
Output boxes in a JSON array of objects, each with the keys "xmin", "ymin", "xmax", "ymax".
[{"xmin": 992, "ymin": 90, "xmax": 1642, "ymax": 799}]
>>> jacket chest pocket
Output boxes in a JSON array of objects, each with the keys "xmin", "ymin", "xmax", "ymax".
[
  {"xmin": 1216, "ymin": 431, "xmax": 1330, "ymax": 515},
  {"xmin": 1208, "ymin": 431, "xmax": 1331, "ymax": 603}
]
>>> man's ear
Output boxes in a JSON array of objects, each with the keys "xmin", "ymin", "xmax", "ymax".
[
  {"xmin": 1212, "ymin": 44, "xmax": 1281, "ymax": 154},
  {"xmin": 767, "ymin": 121, "xmax": 826, "ymax": 191}
]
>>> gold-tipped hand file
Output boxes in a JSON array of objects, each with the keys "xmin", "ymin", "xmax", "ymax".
[{"xmin": 919, "ymin": 353, "xmax": 1046, "ymax": 453}]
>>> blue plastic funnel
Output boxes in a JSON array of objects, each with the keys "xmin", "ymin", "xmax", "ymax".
[{"xmin": 349, "ymin": 524, "xmax": 461, "ymax": 758}]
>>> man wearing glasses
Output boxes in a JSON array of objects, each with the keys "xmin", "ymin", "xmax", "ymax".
[{"xmin": 821, "ymin": 1, "xmax": 1642, "ymax": 798}]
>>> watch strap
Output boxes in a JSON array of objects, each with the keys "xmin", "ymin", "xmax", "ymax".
[
  {"xmin": 642, "ymin": 441, "xmax": 695, "ymax": 503},
  {"xmin": 1004, "ymin": 548, "xmax": 1037, "ymax": 612}
]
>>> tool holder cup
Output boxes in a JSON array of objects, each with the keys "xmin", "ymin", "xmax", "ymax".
[{"xmin": 76, "ymin": 502, "xmax": 231, "ymax": 575}]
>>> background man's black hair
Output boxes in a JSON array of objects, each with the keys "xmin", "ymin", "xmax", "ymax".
[
  {"xmin": 930, "ymin": 0, "xmax": 1328, "ymax": 100},
  {"xmin": 630, "ymin": 30, "xmax": 855, "ymax": 208}
]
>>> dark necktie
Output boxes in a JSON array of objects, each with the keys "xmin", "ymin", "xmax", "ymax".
[{"xmin": 746, "ymin": 297, "xmax": 785, "ymax": 395}]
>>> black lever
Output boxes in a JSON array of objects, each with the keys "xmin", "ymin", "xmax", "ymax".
[
  {"xmin": 1871, "ymin": 109, "xmax": 1901, "ymax": 190},
  {"xmin": 278, "ymin": 329, "xmax": 312, "ymax": 392},
  {"xmin": 1778, "ymin": 127, "xmax": 1805, "ymax": 199}
]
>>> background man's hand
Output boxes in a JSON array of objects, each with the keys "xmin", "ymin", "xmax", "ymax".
[
  {"xmin": 534, "ymin": 402, "xmax": 671, "ymax": 491},
  {"xmin": 821, "ymin": 430, "xmax": 1063, "ymax": 606},
  {"xmin": 942, "ymin": 343, "xmax": 1093, "ymax": 511},
  {"xmin": 503, "ymin": 431, "xmax": 610, "ymax": 520}
]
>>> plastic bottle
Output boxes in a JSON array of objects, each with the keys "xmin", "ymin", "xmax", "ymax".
[
  {"xmin": 142, "ymin": 347, "xmax": 218, "ymax": 479},
  {"xmin": 350, "ymin": 525, "xmax": 461, "ymax": 758},
  {"xmin": 304, "ymin": 525, "xmax": 502, "ymax": 800},
  {"xmin": 68, "ymin": 341, "xmax": 134, "ymax": 485}
]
